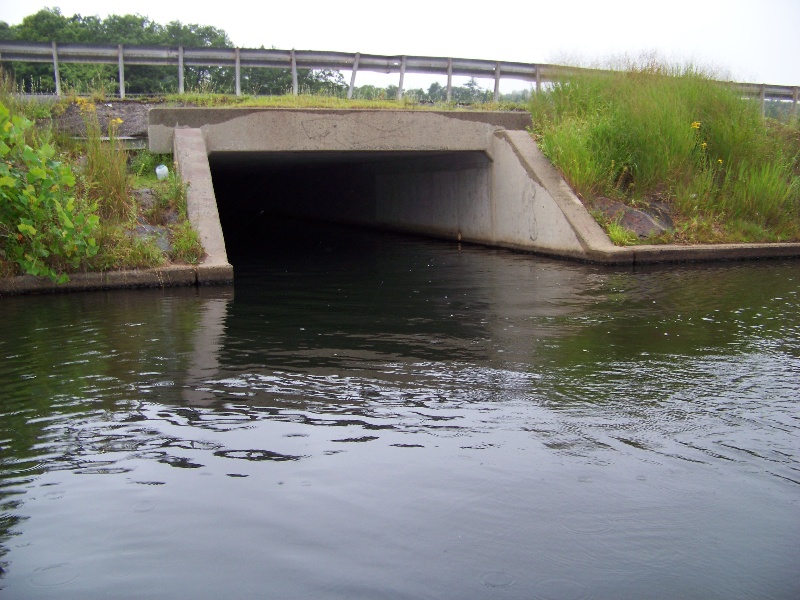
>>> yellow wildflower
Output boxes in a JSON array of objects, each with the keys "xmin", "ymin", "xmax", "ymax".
[
  {"xmin": 691, "ymin": 121, "xmax": 701, "ymax": 129},
  {"xmin": 701, "ymin": 142, "xmax": 707, "ymax": 150},
  {"xmin": 718, "ymin": 159, "xmax": 723, "ymax": 164},
  {"xmin": 110, "ymin": 117, "xmax": 123, "ymax": 125}
]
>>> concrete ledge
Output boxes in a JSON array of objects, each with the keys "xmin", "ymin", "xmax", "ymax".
[
  {"xmin": 149, "ymin": 108, "xmax": 532, "ymax": 153},
  {"xmin": 628, "ymin": 242, "xmax": 800, "ymax": 264},
  {"xmin": 0, "ymin": 265, "xmax": 199, "ymax": 296},
  {"xmin": 196, "ymin": 262, "xmax": 235, "ymax": 284}
]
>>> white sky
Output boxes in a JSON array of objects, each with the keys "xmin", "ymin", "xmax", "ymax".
[{"xmin": 1, "ymin": 0, "xmax": 798, "ymax": 92}]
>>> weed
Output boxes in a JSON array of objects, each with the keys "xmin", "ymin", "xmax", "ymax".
[
  {"xmin": 0, "ymin": 68, "xmax": 58, "ymax": 121},
  {"xmin": 0, "ymin": 102, "xmax": 99, "ymax": 282},
  {"xmin": 170, "ymin": 221, "xmax": 204, "ymax": 264},
  {"xmin": 130, "ymin": 150, "xmax": 172, "ymax": 179},
  {"xmin": 606, "ymin": 220, "xmax": 639, "ymax": 246},
  {"xmin": 84, "ymin": 223, "xmax": 165, "ymax": 271},
  {"xmin": 77, "ymin": 99, "xmax": 133, "ymax": 221}
]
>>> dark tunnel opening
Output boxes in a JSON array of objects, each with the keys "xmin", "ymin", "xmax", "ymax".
[{"xmin": 209, "ymin": 150, "xmax": 490, "ymax": 263}]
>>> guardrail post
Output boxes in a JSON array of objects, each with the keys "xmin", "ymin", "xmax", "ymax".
[
  {"xmin": 291, "ymin": 49, "xmax": 298, "ymax": 96},
  {"xmin": 494, "ymin": 61, "xmax": 501, "ymax": 102},
  {"xmin": 235, "ymin": 48, "xmax": 241, "ymax": 96},
  {"xmin": 348, "ymin": 52, "xmax": 360, "ymax": 99},
  {"xmin": 118, "ymin": 44, "xmax": 125, "ymax": 99},
  {"xmin": 446, "ymin": 58, "xmax": 453, "ymax": 103},
  {"xmin": 51, "ymin": 41, "xmax": 61, "ymax": 97},
  {"xmin": 178, "ymin": 46, "xmax": 185, "ymax": 94},
  {"xmin": 397, "ymin": 56, "xmax": 406, "ymax": 101},
  {"xmin": 535, "ymin": 65, "xmax": 541, "ymax": 93}
]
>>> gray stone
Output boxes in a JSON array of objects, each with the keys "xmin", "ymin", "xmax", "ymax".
[
  {"xmin": 592, "ymin": 196, "xmax": 673, "ymax": 239},
  {"xmin": 133, "ymin": 224, "xmax": 171, "ymax": 253}
]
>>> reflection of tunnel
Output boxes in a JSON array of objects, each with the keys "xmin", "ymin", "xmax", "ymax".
[{"xmin": 210, "ymin": 151, "xmax": 492, "ymax": 258}]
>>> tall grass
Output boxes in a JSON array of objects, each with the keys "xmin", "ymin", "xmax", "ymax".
[
  {"xmin": 76, "ymin": 98, "xmax": 133, "ymax": 222},
  {"xmin": 530, "ymin": 63, "xmax": 800, "ymax": 242}
]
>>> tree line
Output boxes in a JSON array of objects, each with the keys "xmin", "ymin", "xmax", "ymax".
[
  {"xmin": 0, "ymin": 8, "xmax": 344, "ymax": 96},
  {"xmin": 1, "ymin": 9, "xmax": 529, "ymax": 103}
]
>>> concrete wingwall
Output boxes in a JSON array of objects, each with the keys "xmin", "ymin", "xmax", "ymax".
[{"xmin": 368, "ymin": 129, "xmax": 616, "ymax": 261}]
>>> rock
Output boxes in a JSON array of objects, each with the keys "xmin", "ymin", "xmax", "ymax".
[
  {"xmin": 620, "ymin": 210, "xmax": 668, "ymax": 238},
  {"xmin": 591, "ymin": 196, "xmax": 674, "ymax": 239},
  {"xmin": 132, "ymin": 224, "xmax": 171, "ymax": 253},
  {"xmin": 133, "ymin": 188, "xmax": 157, "ymax": 211}
]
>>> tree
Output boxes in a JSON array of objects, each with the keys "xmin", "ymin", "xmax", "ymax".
[
  {"xmin": 0, "ymin": 8, "xmax": 347, "ymax": 94},
  {"xmin": 427, "ymin": 82, "xmax": 447, "ymax": 102},
  {"xmin": 1, "ymin": 9, "xmax": 346, "ymax": 96}
]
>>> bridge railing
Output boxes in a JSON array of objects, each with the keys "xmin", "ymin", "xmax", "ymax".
[{"xmin": 0, "ymin": 40, "xmax": 797, "ymax": 117}]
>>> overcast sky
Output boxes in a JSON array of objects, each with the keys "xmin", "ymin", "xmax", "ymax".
[{"xmin": 1, "ymin": 0, "xmax": 798, "ymax": 92}]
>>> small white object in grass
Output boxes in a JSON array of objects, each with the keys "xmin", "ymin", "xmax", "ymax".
[{"xmin": 155, "ymin": 164, "xmax": 169, "ymax": 180}]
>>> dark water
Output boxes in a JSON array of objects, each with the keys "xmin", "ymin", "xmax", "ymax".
[{"xmin": 1, "ymin": 222, "xmax": 798, "ymax": 599}]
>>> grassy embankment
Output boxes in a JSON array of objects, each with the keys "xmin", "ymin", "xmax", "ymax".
[
  {"xmin": 529, "ymin": 63, "xmax": 800, "ymax": 244},
  {"xmin": 0, "ymin": 74, "xmax": 204, "ymax": 283}
]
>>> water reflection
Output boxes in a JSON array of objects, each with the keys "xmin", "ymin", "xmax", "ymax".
[{"xmin": 0, "ymin": 224, "xmax": 798, "ymax": 598}]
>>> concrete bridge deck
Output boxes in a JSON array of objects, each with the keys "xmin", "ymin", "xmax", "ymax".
[{"xmin": 152, "ymin": 107, "xmax": 800, "ymax": 275}]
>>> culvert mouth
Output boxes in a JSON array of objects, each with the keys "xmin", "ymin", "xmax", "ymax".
[{"xmin": 209, "ymin": 150, "xmax": 491, "ymax": 260}]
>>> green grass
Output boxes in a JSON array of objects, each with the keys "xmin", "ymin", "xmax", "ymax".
[
  {"xmin": 163, "ymin": 92, "xmax": 526, "ymax": 112},
  {"xmin": 529, "ymin": 62, "xmax": 800, "ymax": 244},
  {"xmin": 84, "ymin": 223, "xmax": 166, "ymax": 271},
  {"xmin": 169, "ymin": 221, "xmax": 204, "ymax": 264},
  {"xmin": 76, "ymin": 98, "xmax": 133, "ymax": 222}
]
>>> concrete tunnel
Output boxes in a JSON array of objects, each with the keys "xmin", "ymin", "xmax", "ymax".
[{"xmin": 150, "ymin": 108, "xmax": 627, "ymax": 274}]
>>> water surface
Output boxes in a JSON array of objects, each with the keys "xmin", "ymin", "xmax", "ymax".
[{"xmin": 1, "ymin": 223, "xmax": 798, "ymax": 599}]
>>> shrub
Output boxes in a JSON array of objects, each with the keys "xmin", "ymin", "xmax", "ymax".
[{"xmin": 0, "ymin": 102, "xmax": 98, "ymax": 282}]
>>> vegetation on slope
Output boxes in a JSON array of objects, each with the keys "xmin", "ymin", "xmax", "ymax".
[
  {"xmin": 0, "ymin": 77, "xmax": 203, "ymax": 283},
  {"xmin": 529, "ymin": 63, "xmax": 800, "ymax": 244}
]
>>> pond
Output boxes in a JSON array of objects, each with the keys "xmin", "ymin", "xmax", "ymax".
[{"xmin": 1, "ymin": 221, "xmax": 798, "ymax": 599}]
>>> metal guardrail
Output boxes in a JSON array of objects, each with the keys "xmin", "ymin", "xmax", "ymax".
[{"xmin": 0, "ymin": 40, "xmax": 797, "ymax": 116}]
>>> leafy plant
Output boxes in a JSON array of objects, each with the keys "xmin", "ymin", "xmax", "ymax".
[{"xmin": 0, "ymin": 102, "xmax": 99, "ymax": 282}]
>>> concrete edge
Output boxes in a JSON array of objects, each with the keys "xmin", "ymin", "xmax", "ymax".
[
  {"xmin": 148, "ymin": 108, "xmax": 532, "ymax": 152},
  {"xmin": 0, "ymin": 265, "xmax": 198, "ymax": 297}
]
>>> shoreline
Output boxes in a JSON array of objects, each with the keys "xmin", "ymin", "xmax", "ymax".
[{"xmin": 3, "ymin": 239, "xmax": 799, "ymax": 297}]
